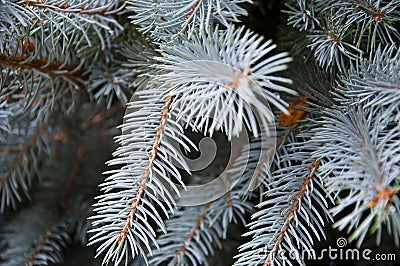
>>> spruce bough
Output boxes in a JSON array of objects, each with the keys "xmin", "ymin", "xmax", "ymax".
[{"xmin": 0, "ymin": 0, "xmax": 399, "ymax": 265}]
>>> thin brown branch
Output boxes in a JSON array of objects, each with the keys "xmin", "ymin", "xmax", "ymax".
[
  {"xmin": 0, "ymin": 149, "xmax": 20, "ymax": 157},
  {"xmin": 63, "ymin": 138, "xmax": 86, "ymax": 198},
  {"xmin": 26, "ymin": 137, "xmax": 87, "ymax": 265},
  {"xmin": 80, "ymin": 101, "xmax": 125, "ymax": 131},
  {"xmin": 252, "ymin": 96, "xmax": 311, "ymax": 182},
  {"xmin": 253, "ymin": 130, "xmax": 293, "ymax": 181},
  {"xmin": 0, "ymin": 122, "xmax": 48, "ymax": 186},
  {"xmin": 225, "ymin": 191, "xmax": 233, "ymax": 208},
  {"xmin": 355, "ymin": 0, "xmax": 386, "ymax": 22},
  {"xmin": 302, "ymin": 9, "xmax": 322, "ymax": 30},
  {"xmin": 19, "ymin": 1, "xmax": 121, "ymax": 17},
  {"xmin": 263, "ymin": 159, "xmax": 321, "ymax": 266},
  {"xmin": 176, "ymin": 202, "xmax": 213, "ymax": 258},
  {"xmin": 4, "ymin": 93, "xmax": 50, "ymax": 106},
  {"xmin": 0, "ymin": 53, "xmax": 87, "ymax": 83},
  {"xmin": 26, "ymin": 219, "xmax": 58, "ymax": 265},
  {"xmin": 117, "ymin": 96, "xmax": 173, "ymax": 244}
]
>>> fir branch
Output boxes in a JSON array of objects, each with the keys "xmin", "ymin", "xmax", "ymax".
[
  {"xmin": 25, "ymin": 218, "xmax": 71, "ymax": 266},
  {"xmin": 313, "ymin": 105, "xmax": 400, "ymax": 247},
  {"xmin": 118, "ymin": 32, "xmax": 160, "ymax": 89},
  {"xmin": 286, "ymin": 0, "xmax": 399, "ymax": 72},
  {"xmin": 0, "ymin": 134, "xmax": 90, "ymax": 265},
  {"xmin": 0, "ymin": 101, "xmax": 122, "ymax": 204},
  {"xmin": 118, "ymin": 100, "xmax": 172, "ymax": 245},
  {"xmin": 0, "ymin": 101, "xmax": 11, "ymax": 142},
  {"xmin": 0, "ymin": 99, "xmax": 119, "ymax": 213},
  {"xmin": 263, "ymin": 159, "xmax": 321, "ymax": 266},
  {"xmin": 306, "ymin": 14, "xmax": 363, "ymax": 73},
  {"xmin": 18, "ymin": 0, "xmax": 123, "ymax": 17},
  {"xmin": 116, "ymin": 95, "xmax": 173, "ymax": 245},
  {"xmin": 317, "ymin": 0, "xmax": 400, "ymax": 51},
  {"xmin": 0, "ymin": 121, "xmax": 54, "ymax": 212},
  {"xmin": 230, "ymin": 125, "xmax": 295, "ymax": 200},
  {"xmin": 0, "ymin": 0, "xmax": 125, "ymax": 50},
  {"xmin": 175, "ymin": 202, "xmax": 213, "ymax": 260},
  {"xmin": 0, "ymin": 208, "xmax": 72, "ymax": 266},
  {"xmin": 0, "ymin": 53, "xmax": 87, "ymax": 83},
  {"xmin": 127, "ymin": 0, "xmax": 250, "ymax": 40},
  {"xmin": 148, "ymin": 205, "xmax": 219, "ymax": 266},
  {"xmin": 0, "ymin": 56, "xmax": 84, "ymax": 119},
  {"xmin": 336, "ymin": 44, "xmax": 400, "ymax": 122},
  {"xmin": 1, "ymin": 123, "xmax": 109, "ymax": 265},
  {"xmin": 149, "ymin": 175, "xmax": 253, "ymax": 266},
  {"xmin": 85, "ymin": 27, "xmax": 156, "ymax": 108},
  {"xmin": 284, "ymin": 0, "xmax": 322, "ymax": 31},
  {"xmin": 89, "ymin": 90, "xmax": 195, "ymax": 265},
  {"xmin": 156, "ymin": 25, "xmax": 295, "ymax": 139},
  {"xmin": 235, "ymin": 118, "xmax": 332, "ymax": 266},
  {"xmin": 233, "ymin": 95, "xmax": 311, "ymax": 198}
]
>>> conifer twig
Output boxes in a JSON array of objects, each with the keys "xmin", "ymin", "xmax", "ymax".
[
  {"xmin": 263, "ymin": 159, "xmax": 321, "ymax": 266},
  {"xmin": 19, "ymin": 1, "xmax": 124, "ymax": 17},
  {"xmin": 117, "ymin": 95, "xmax": 173, "ymax": 244},
  {"xmin": 0, "ymin": 54, "xmax": 87, "ymax": 83},
  {"xmin": 175, "ymin": 202, "xmax": 213, "ymax": 259}
]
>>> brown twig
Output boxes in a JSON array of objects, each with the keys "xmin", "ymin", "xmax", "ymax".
[
  {"xmin": 263, "ymin": 159, "xmax": 321, "ymax": 266},
  {"xmin": 80, "ymin": 101, "xmax": 125, "ymax": 131},
  {"xmin": 176, "ymin": 202, "xmax": 213, "ymax": 258},
  {"xmin": 63, "ymin": 138, "xmax": 86, "ymax": 197},
  {"xmin": 278, "ymin": 96, "xmax": 310, "ymax": 127},
  {"xmin": 302, "ymin": 9, "xmax": 323, "ymax": 30},
  {"xmin": 20, "ymin": 1, "xmax": 121, "ymax": 17},
  {"xmin": 25, "ymin": 137, "xmax": 86, "ymax": 265},
  {"xmin": 0, "ymin": 122, "xmax": 48, "ymax": 186},
  {"xmin": 26, "ymin": 219, "xmax": 59, "ymax": 265},
  {"xmin": 0, "ymin": 54, "xmax": 87, "ymax": 83},
  {"xmin": 117, "ymin": 96, "xmax": 173, "ymax": 244}
]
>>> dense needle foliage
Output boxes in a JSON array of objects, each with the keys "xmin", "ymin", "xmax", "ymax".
[{"xmin": 0, "ymin": 0, "xmax": 399, "ymax": 265}]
